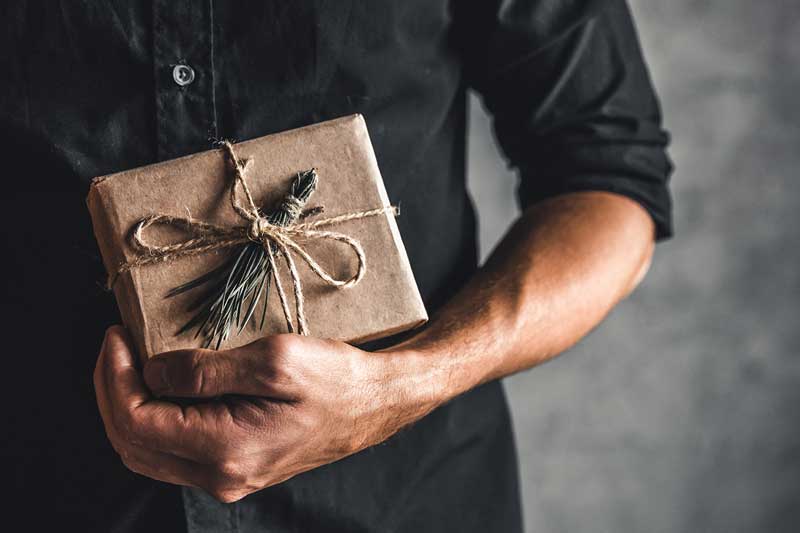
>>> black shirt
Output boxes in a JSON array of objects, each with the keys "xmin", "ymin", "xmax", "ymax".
[{"xmin": 1, "ymin": 1, "xmax": 672, "ymax": 531}]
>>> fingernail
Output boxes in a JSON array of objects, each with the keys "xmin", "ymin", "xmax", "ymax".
[{"xmin": 145, "ymin": 359, "xmax": 170, "ymax": 395}]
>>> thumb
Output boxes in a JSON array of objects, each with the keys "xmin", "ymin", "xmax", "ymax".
[{"xmin": 142, "ymin": 340, "xmax": 287, "ymax": 399}]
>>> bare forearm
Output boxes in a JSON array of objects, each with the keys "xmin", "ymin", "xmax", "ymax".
[{"xmin": 386, "ymin": 191, "xmax": 656, "ymax": 405}]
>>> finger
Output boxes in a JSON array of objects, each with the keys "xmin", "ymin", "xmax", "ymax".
[
  {"xmin": 94, "ymin": 329, "xmax": 210, "ymax": 487},
  {"xmin": 142, "ymin": 337, "xmax": 295, "ymax": 399},
  {"xmin": 101, "ymin": 326, "xmax": 227, "ymax": 463}
]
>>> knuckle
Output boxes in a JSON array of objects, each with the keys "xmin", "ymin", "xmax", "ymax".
[
  {"xmin": 188, "ymin": 351, "xmax": 217, "ymax": 396},
  {"xmin": 206, "ymin": 463, "xmax": 251, "ymax": 503},
  {"xmin": 108, "ymin": 437, "xmax": 129, "ymax": 458},
  {"xmin": 209, "ymin": 488, "xmax": 247, "ymax": 504},
  {"xmin": 115, "ymin": 411, "xmax": 148, "ymax": 447},
  {"xmin": 118, "ymin": 452, "xmax": 143, "ymax": 475},
  {"xmin": 120, "ymin": 454, "xmax": 135, "ymax": 471},
  {"xmin": 115, "ymin": 411, "xmax": 139, "ymax": 439},
  {"xmin": 259, "ymin": 334, "xmax": 296, "ymax": 357},
  {"xmin": 214, "ymin": 459, "xmax": 249, "ymax": 486},
  {"xmin": 254, "ymin": 336, "xmax": 297, "ymax": 384}
]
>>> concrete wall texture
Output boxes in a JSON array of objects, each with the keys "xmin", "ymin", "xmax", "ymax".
[{"xmin": 466, "ymin": 2, "xmax": 800, "ymax": 532}]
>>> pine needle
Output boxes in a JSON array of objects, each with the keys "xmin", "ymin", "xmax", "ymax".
[{"xmin": 167, "ymin": 170, "xmax": 318, "ymax": 348}]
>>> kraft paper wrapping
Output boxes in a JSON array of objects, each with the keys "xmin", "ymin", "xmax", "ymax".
[{"xmin": 87, "ymin": 114, "xmax": 427, "ymax": 359}]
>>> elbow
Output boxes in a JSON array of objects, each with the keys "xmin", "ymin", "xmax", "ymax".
[{"xmin": 623, "ymin": 234, "xmax": 655, "ymax": 297}]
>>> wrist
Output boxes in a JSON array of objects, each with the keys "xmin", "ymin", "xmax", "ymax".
[
  {"xmin": 376, "ymin": 339, "xmax": 480, "ymax": 416},
  {"xmin": 375, "ymin": 351, "xmax": 442, "ymax": 438}
]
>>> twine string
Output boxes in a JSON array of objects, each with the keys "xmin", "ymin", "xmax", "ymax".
[{"xmin": 112, "ymin": 140, "xmax": 398, "ymax": 337}]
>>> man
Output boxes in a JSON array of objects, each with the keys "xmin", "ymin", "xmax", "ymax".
[{"xmin": 2, "ymin": 0, "xmax": 672, "ymax": 531}]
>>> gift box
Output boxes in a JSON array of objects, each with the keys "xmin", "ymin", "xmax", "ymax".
[{"xmin": 87, "ymin": 114, "xmax": 427, "ymax": 359}]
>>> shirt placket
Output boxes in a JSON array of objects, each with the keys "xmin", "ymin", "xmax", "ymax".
[
  {"xmin": 153, "ymin": 0, "xmax": 218, "ymax": 162},
  {"xmin": 152, "ymin": 0, "xmax": 235, "ymax": 531}
]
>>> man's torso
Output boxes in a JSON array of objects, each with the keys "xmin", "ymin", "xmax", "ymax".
[{"xmin": 1, "ymin": 2, "xmax": 522, "ymax": 531}]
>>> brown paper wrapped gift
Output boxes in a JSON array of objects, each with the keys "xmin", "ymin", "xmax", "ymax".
[{"xmin": 87, "ymin": 114, "xmax": 427, "ymax": 359}]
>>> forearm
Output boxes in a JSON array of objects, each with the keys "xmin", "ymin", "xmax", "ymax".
[{"xmin": 385, "ymin": 190, "xmax": 656, "ymax": 406}]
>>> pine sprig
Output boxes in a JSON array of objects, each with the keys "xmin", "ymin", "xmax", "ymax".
[{"xmin": 167, "ymin": 170, "xmax": 319, "ymax": 349}]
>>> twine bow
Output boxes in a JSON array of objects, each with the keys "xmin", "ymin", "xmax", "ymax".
[{"xmin": 112, "ymin": 140, "xmax": 398, "ymax": 338}]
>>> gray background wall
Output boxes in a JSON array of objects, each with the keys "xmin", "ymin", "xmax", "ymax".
[{"xmin": 466, "ymin": 1, "xmax": 800, "ymax": 532}]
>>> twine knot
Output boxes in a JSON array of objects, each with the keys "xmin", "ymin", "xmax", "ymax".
[{"xmin": 248, "ymin": 217, "xmax": 273, "ymax": 243}]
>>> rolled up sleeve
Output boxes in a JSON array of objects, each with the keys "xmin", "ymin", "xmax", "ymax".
[{"xmin": 457, "ymin": 0, "xmax": 674, "ymax": 239}]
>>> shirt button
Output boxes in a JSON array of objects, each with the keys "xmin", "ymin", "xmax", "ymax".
[{"xmin": 172, "ymin": 64, "xmax": 196, "ymax": 87}]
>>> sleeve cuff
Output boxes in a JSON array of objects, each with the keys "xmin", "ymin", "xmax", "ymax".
[{"xmin": 517, "ymin": 173, "xmax": 674, "ymax": 241}]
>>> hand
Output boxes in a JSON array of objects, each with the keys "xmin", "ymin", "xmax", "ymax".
[{"xmin": 93, "ymin": 326, "xmax": 440, "ymax": 502}]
